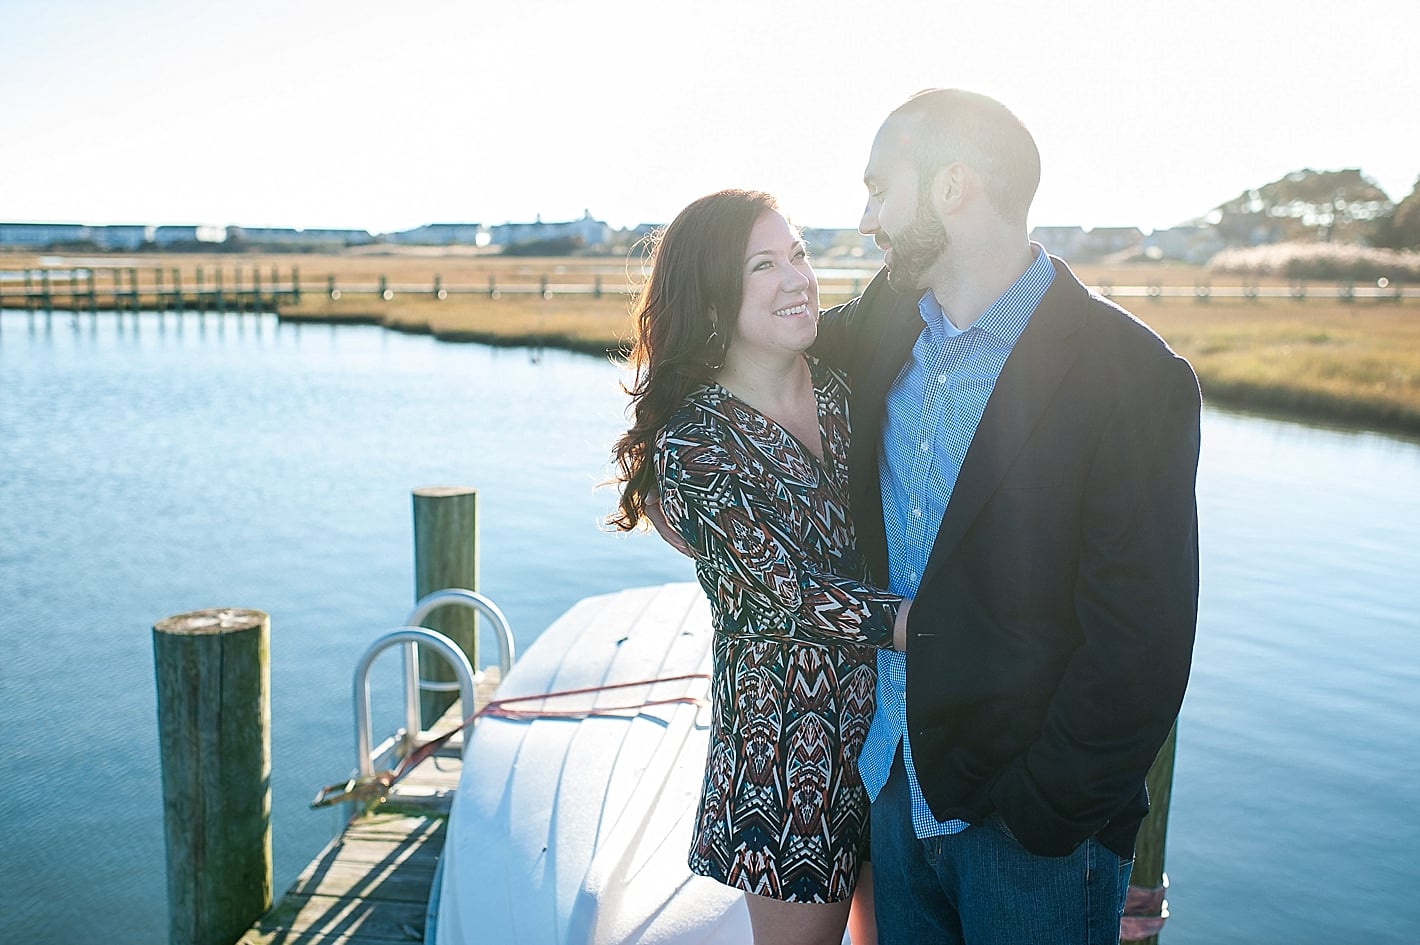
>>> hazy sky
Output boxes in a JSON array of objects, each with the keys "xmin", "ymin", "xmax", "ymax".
[{"xmin": 2, "ymin": 0, "xmax": 1416, "ymax": 235}]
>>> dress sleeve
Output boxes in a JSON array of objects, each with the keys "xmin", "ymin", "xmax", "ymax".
[{"xmin": 655, "ymin": 420, "xmax": 901, "ymax": 649}]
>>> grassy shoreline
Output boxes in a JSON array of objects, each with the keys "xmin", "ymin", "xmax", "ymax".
[{"xmin": 6, "ymin": 249, "xmax": 1417, "ymax": 436}]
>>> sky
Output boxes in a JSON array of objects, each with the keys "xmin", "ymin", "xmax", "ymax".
[{"xmin": 2, "ymin": 0, "xmax": 1417, "ymax": 236}]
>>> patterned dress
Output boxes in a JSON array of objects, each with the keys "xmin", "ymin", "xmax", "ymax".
[{"xmin": 655, "ymin": 355, "xmax": 902, "ymax": 903}]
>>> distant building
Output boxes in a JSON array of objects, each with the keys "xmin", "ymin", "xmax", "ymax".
[
  {"xmin": 1083, "ymin": 226, "xmax": 1145, "ymax": 258},
  {"xmin": 800, "ymin": 227, "xmax": 883, "ymax": 259},
  {"xmin": 153, "ymin": 225, "xmax": 226, "ymax": 247},
  {"xmin": 226, "ymin": 226, "xmax": 371, "ymax": 248},
  {"xmin": 92, "ymin": 225, "xmax": 152, "ymax": 250},
  {"xmin": 1144, "ymin": 225, "xmax": 1227, "ymax": 265},
  {"xmin": 1030, "ymin": 225, "xmax": 1145, "ymax": 262},
  {"xmin": 491, "ymin": 211, "xmax": 611, "ymax": 249},
  {"xmin": 1030, "ymin": 226, "xmax": 1089, "ymax": 259},
  {"xmin": 386, "ymin": 223, "xmax": 490, "ymax": 247},
  {"xmin": 0, "ymin": 222, "xmax": 91, "ymax": 248}
]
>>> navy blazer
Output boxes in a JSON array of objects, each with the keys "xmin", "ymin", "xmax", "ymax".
[{"xmin": 816, "ymin": 256, "xmax": 1201, "ymax": 857}]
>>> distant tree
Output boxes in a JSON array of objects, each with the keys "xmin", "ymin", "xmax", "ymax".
[
  {"xmin": 1373, "ymin": 176, "xmax": 1420, "ymax": 249},
  {"xmin": 1206, "ymin": 168, "xmax": 1393, "ymax": 247}
]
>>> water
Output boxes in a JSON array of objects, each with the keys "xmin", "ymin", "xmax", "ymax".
[{"xmin": 2, "ymin": 308, "xmax": 1417, "ymax": 944}]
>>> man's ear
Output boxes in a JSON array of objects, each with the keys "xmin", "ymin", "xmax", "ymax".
[{"xmin": 934, "ymin": 162, "xmax": 969, "ymax": 216}]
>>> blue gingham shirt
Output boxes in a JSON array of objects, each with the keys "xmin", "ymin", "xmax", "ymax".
[{"xmin": 858, "ymin": 245, "xmax": 1054, "ymax": 837}]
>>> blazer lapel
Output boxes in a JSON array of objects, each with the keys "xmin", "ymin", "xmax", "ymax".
[
  {"xmin": 921, "ymin": 259, "xmax": 1090, "ymax": 579},
  {"xmin": 848, "ymin": 274, "xmax": 923, "ymax": 508}
]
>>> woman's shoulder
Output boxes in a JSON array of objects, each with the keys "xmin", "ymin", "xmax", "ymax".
[{"xmin": 659, "ymin": 385, "xmax": 732, "ymax": 450}]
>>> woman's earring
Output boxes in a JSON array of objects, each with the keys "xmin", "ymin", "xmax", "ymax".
[{"xmin": 705, "ymin": 326, "xmax": 724, "ymax": 371}]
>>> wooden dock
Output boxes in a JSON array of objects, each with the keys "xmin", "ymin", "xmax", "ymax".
[
  {"xmin": 236, "ymin": 761, "xmax": 460, "ymax": 945},
  {"xmin": 236, "ymin": 680, "xmax": 492, "ymax": 945}
]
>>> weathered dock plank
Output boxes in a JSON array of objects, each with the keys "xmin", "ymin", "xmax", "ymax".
[{"xmin": 237, "ymin": 690, "xmax": 481, "ymax": 945}]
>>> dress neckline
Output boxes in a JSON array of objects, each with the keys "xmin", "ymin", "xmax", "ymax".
[{"xmin": 706, "ymin": 355, "xmax": 830, "ymax": 468}]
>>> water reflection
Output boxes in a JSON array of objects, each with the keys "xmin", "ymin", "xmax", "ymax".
[{"xmin": 0, "ymin": 309, "xmax": 1416, "ymax": 945}]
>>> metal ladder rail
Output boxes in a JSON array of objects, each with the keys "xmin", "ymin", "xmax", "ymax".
[{"xmin": 352, "ymin": 588, "xmax": 515, "ymax": 780}]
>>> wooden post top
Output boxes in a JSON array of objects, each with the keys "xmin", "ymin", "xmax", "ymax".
[
  {"xmin": 413, "ymin": 486, "xmax": 477, "ymax": 498},
  {"xmin": 155, "ymin": 608, "xmax": 268, "ymax": 636}
]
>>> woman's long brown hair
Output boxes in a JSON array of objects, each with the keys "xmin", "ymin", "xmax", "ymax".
[{"xmin": 608, "ymin": 189, "xmax": 779, "ymax": 531}]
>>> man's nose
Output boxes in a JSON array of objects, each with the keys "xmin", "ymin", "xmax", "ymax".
[{"xmin": 859, "ymin": 200, "xmax": 878, "ymax": 236}]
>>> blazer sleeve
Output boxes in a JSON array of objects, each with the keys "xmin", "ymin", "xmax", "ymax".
[
  {"xmin": 812, "ymin": 295, "xmax": 861, "ymax": 372},
  {"xmin": 655, "ymin": 423, "xmax": 902, "ymax": 649},
  {"xmin": 990, "ymin": 351, "xmax": 1203, "ymax": 855}
]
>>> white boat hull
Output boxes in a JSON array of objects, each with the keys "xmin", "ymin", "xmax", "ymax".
[{"xmin": 434, "ymin": 582, "xmax": 752, "ymax": 945}]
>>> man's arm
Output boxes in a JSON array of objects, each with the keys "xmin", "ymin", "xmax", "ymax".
[{"xmin": 991, "ymin": 353, "xmax": 1203, "ymax": 856}]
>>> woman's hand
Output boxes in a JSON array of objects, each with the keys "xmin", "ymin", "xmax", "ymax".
[{"xmin": 892, "ymin": 599, "xmax": 912, "ymax": 652}]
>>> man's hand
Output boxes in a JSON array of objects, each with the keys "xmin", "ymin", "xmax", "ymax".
[{"xmin": 644, "ymin": 490, "xmax": 692, "ymax": 558}]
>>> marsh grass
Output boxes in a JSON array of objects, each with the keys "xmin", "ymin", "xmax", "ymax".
[
  {"xmin": 1129, "ymin": 297, "xmax": 1420, "ymax": 431},
  {"xmin": 7, "ymin": 250, "xmax": 1415, "ymax": 433}
]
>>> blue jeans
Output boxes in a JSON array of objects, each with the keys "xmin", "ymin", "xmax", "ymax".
[{"xmin": 871, "ymin": 753, "xmax": 1132, "ymax": 945}]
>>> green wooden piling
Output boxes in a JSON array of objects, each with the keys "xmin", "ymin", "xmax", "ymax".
[
  {"xmin": 1127, "ymin": 722, "xmax": 1179, "ymax": 945},
  {"xmin": 153, "ymin": 608, "xmax": 272, "ymax": 945},
  {"xmin": 41, "ymin": 268, "xmax": 53, "ymax": 310},
  {"xmin": 412, "ymin": 487, "xmax": 479, "ymax": 727},
  {"xmin": 291, "ymin": 266, "xmax": 301, "ymax": 304}
]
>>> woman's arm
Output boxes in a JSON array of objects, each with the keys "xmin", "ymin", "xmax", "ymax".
[{"xmin": 656, "ymin": 423, "xmax": 902, "ymax": 649}]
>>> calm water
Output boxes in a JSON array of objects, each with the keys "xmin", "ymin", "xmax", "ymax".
[{"xmin": 1, "ymin": 308, "xmax": 1417, "ymax": 944}]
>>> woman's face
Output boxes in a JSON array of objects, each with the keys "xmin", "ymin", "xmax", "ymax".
[{"xmin": 728, "ymin": 209, "xmax": 819, "ymax": 359}]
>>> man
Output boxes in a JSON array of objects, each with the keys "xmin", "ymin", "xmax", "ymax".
[{"xmin": 813, "ymin": 88, "xmax": 1202, "ymax": 944}]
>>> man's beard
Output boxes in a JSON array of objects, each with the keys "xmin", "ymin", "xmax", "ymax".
[{"xmin": 885, "ymin": 210, "xmax": 949, "ymax": 294}]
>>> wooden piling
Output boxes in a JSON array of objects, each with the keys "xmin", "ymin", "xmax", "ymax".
[
  {"xmin": 1126, "ymin": 722, "xmax": 1179, "ymax": 944},
  {"xmin": 411, "ymin": 487, "xmax": 478, "ymax": 727},
  {"xmin": 153, "ymin": 608, "xmax": 273, "ymax": 945}
]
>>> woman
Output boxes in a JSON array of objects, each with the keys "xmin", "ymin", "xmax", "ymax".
[{"xmin": 610, "ymin": 189, "xmax": 908, "ymax": 945}]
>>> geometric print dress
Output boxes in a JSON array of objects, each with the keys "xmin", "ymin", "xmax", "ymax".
[{"xmin": 655, "ymin": 355, "xmax": 903, "ymax": 903}]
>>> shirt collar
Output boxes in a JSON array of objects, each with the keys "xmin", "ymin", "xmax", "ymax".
[{"xmin": 916, "ymin": 243, "xmax": 1054, "ymax": 346}]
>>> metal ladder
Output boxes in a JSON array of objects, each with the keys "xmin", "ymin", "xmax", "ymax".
[{"xmin": 351, "ymin": 587, "xmax": 516, "ymax": 782}]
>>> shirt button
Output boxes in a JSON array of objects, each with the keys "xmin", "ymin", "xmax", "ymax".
[
  {"xmin": 913, "ymin": 508, "xmax": 922, "ymax": 518},
  {"xmin": 920, "ymin": 440, "xmax": 929, "ymax": 451},
  {"xmin": 937, "ymin": 373, "xmax": 948, "ymax": 384},
  {"xmin": 909, "ymin": 571, "xmax": 918, "ymax": 583}
]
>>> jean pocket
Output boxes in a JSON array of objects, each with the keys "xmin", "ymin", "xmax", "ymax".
[{"xmin": 988, "ymin": 810, "xmax": 1021, "ymax": 845}]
